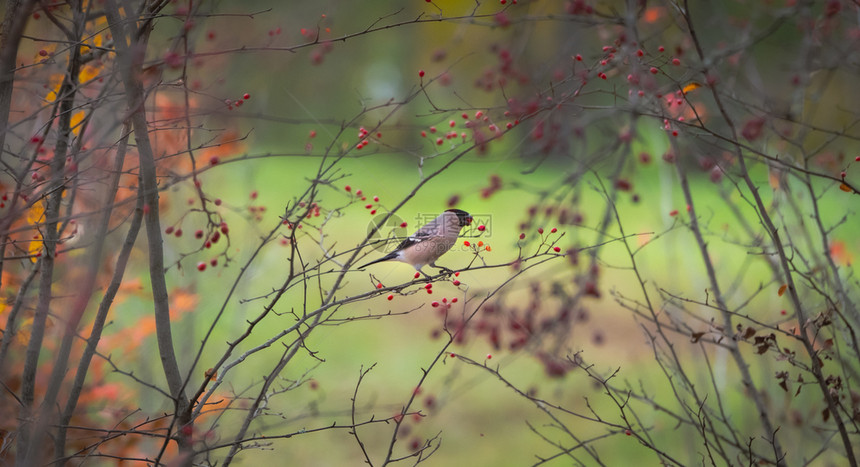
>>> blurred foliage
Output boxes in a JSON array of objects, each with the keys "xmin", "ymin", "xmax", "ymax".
[{"xmin": 1, "ymin": 0, "xmax": 858, "ymax": 465}]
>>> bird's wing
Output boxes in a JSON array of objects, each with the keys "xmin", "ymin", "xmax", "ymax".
[{"xmin": 394, "ymin": 229, "xmax": 432, "ymax": 251}]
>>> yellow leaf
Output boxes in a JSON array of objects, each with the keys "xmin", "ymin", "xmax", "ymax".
[
  {"xmin": 71, "ymin": 111, "xmax": 86, "ymax": 136},
  {"xmin": 27, "ymin": 200, "xmax": 45, "ymax": 225},
  {"xmin": 778, "ymin": 284, "xmax": 787, "ymax": 297},
  {"xmin": 28, "ymin": 233, "xmax": 43, "ymax": 263},
  {"xmin": 45, "ymin": 73, "xmax": 64, "ymax": 103},
  {"xmin": 79, "ymin": 64, "xmax": 100, "ymax": 83}
]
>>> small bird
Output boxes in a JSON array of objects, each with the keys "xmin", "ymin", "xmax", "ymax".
[{"xmin": 360, "ymin": 209, "xmax": 472, "ymax": 277}]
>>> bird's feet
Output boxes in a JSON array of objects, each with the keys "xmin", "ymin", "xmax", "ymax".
[{"xmin": 430, "ymin": 264, "xmax": 454, "ymax": 276}]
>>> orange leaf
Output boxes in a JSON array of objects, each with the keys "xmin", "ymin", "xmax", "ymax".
[
  {"xmin": 778, "ymin": 284, "xmax": 787, "ymax": 297},
  {"xmin": 839, "ymin": 183, "xmax": 852, "ymax": 192},
  {"xmin": 643, "ymin": 6, "xmax": 664, "ymax": 23},
  {"xmin": 829, "ymin": 240, "xmax": 854, "ymax": 266},
  {"xmin": 681, "ymin": 82, "xmax": 702, "ymax": 94},
  {"xmin": 170, "ymin": 288, "xmax": 199, "ymax": 316}
]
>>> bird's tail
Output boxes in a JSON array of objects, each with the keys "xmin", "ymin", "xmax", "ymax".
[{"xmin": 358, "ymin": 252, "xmax": 397, "ymax": 269}]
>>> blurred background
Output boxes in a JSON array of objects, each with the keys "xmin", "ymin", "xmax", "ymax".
[{"xmin": 4, "ymin": 0, "xmax": 859, "ymax": 465}]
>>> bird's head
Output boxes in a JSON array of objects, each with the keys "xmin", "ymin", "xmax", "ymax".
[{"xmin": 446, "ymin": 209, "xmax": 473, "ymax": 227}]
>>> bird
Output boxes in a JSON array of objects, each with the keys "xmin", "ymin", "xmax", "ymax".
[{"xmin": 359, "ymin": 209, "xmax": 472, "ymax": 277}]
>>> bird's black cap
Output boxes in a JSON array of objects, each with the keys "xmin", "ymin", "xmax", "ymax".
[{"xmin": 446, "ymin": 209, "xmax": 473, "ymax": 227}]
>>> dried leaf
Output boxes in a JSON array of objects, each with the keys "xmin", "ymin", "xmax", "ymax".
[
  {"xmin": 839, "ymin": 183, "xmax": 852, "ymax": 193},
  {"xmin": 778, "ymin": 284, "xmax": 787, "ymax": 296},
  {"xmin": 691, "ymin": 331, "xmax": 705, "ymax": 343}
]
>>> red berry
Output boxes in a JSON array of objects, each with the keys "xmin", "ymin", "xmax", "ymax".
[
  {"xmin": 197, "ymin": 262, "xmax": 206, "ymax": 271},
  {"xmin": 538, "ymin": 227, "xmax": 544, "ymax": 234},
  {"xmin": 431, "ymin": 301, "xmax": 440, "ymax": 307},
  {"xmin": 345, "ymin": 185, "xmax": 351, "ymax": 192},
  {"xmin": 575, "ymin": 54, "xmax": 583, "ymax": 61},
  {"xmin": 550, "ymin": 227, "xmax": 557, "ymax": 233},
  {"xmin": 453, "ymin": 280, "xmax": 461, "ymax": 286},
  {"xmin": 464, "ymin": 241, "xmax": 471, "ymax": 247},
  {"xmin": 165, "ymin": 226, "xmax": 174, "ymax": 234},
  {"xmin": 451, "ymin": 297, "xmax": 457, "ymax": 303},
  {"xmin": 243, "ymin": 93, "xmax": 250, "ymax": 100},
  {"xmin": 414, "ymin": 272, "xmax": 421, "ymax": 279},
  {"xmin": 553, "ymin": 246, "xmax": 561, "ymax": 252},
  {"xmin": 400, "ymin": 222, "xmax": 407, "ymax": 228},
  {"xmin": 672, "ymin": 58, "xmax": 680, "ymax": 66},
  {"xmin": 519, "ymin": 233, "xmax": 525, "ymax": 240},
  {"xmin": 418, "ymin": 69, "xmax": 425, "ymax": 77},
  {"xmin": 424, "ymin": 283, "xmax": 433, "ymax": 289},
  {"xmin": 387, "ymin": 294, "xmax": 394, "ymax": 301},
  {"xmin": 195, "ymin": 229, "xmax": 204, "ymax": 239},
  {"xmin": 377, "ymin": 283, "xmax": 383, "ymax": 289},
  {"xmin": 477, "ymin": 224, "xmax": 486, "ymax": 231},
  {"xmin": 649, "ymin": 67, "xmax": 658, "ymax": 74}
]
